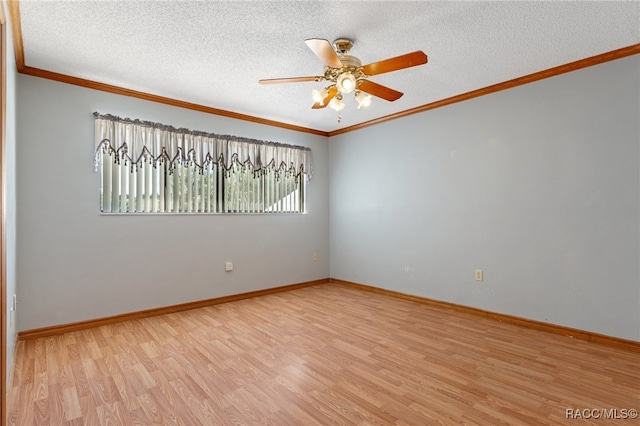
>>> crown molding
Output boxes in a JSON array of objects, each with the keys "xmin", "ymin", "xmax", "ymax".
[
  {"xmin": 7, "ymin": 2, "xmax": 640, "ymax": 137},
  {"xmin": 19, "ymin": 65, "xmax": 329, "ymax": 136},
  {"xmin": 328, "ymin": 43, "xmax": 640, "ymax": 136}
]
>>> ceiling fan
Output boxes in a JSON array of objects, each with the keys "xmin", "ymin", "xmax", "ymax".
[{"xmin": 259, "ymin": 38, "xmax": 428, "ymax": 120}]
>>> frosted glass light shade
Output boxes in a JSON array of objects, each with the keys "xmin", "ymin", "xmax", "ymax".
[
  {"xmin": 329, "ymin": 96, "xmax": 345, "ymax": 111},
  {"xmin": 312, "ymin": 88, "xmax": 328, "ymax": 104},
  {"xmin": 336, "ymin": 72, "xmax": 356, "ymax": 94},
  {"xmin": 355, "ymin": 91, "xmax": 372, "ymax": 109}
]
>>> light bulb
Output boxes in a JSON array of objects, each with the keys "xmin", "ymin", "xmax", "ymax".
[
  {"xmin": 336, "ymin": 72, "xmax": 356, "ymax": 94},
  {"xmin": 312, "ymin": 88, "xmax": 328, "ymax": 104},
  {"xmin": 355, "ymin": 91, "xmax": 372, "ymax": 109},
  {"xmin": 329, "ymin": 96, "xmax": 345, "ymax": 112}
]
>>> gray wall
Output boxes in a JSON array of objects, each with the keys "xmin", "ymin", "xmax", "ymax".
[
  {"xmin": 16, "ymin": 76, "xmax": 330, "ymax": 331},
  {"xmin": 330, "ymin": 55, "xmax": 640, "ymax": 341},
  {"xmin": 15, "ymin": 54, "xmax": 640, "ymax": 342},
  {"xmin": 4, "ymin": 2, "xmax": 18, "ymax": 386}
]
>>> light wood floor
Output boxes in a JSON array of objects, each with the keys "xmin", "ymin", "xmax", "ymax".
[{"xmin": 7, "ymin": 284, "xmax": 640, "ymax": 425}]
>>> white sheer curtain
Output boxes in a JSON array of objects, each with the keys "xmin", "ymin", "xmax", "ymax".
[{"xmin": 94, "ymin": 113, "xmax": 310, "ymax": 213}]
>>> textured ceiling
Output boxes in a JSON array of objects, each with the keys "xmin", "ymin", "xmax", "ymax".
[{"xmin": 17, "ymin": 1, "xmax": 640, "ymax": 133}]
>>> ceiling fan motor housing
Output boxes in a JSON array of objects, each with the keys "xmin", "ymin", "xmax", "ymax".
[
  {"xmin": 332, "ymin": 38, "xmax": 354, "ymax": 55},
  {"xmin": 331, "ymin": 38, "xmax": 362, "ymax": 70},
  {"xmin": 338, "ymin": 55, "xmax": 362, "ymax": 69},
  {"xmin": 323, "ymin": 39, "xmax": 365, "ymax": 85}
]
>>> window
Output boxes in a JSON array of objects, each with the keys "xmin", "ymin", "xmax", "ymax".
[{"xmin": 94, "ymin": 113, "xmax": 310, "ymax": 214}]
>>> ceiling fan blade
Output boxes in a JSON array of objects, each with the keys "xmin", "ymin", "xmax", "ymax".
[
  {"xmin": 362, "ymin": 51, "xmax": 428, "ymax": 76},
  {"xmin": 312, "ymin": 87, "xmax": 338, "ymax": 109},
  {"xmin": 358, "ymin": 80, "xmax": 403, "ymax": 102},
  {"xmin": 259, "ymin": 76, "xmax": 322, "ymax": 85},
  {"xmin": 305, "ymin": 38, "xmax": 343, "ymax": 69}
]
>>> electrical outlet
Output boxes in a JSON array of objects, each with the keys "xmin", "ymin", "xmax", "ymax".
[
  {"xmin": 475, "ymin": 270, "xmax": 483, "ymax": 282},
  {"xmin": 225, "ymin": 262, "xmax": 233, "ymax": 272},
  {"xmin": 313, "ymin": 252, "xmax": 318, "ymax": 262}
]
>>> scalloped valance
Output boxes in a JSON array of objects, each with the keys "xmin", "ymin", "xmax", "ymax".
[{"xmin": 93, "ymin": 112, "xmax": 312, "ymax": 182}]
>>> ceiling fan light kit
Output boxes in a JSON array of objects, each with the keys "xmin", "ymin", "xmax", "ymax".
[
  {"xmin": 329, "ymin": 94, "xmax": 345, "ymax": 112},
  {"xmin": 259, "ymin": 38, "xmax": 428, "ymax": 122},
  {"xmin": 336, "ymin": 72, "xmax": 357, "ymax": 94},
  {"xmin": 311, "ymin": 88, "xmax": 327, "ymax": 104},
  {"xmin": 355, "ymin": 91, "xmax": 372, "ymax": 109}
]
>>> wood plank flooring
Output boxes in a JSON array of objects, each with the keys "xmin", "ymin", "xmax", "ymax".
[{"xmin": 7, "ymin": 284, "xmax": 640, "ymax": 425}]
